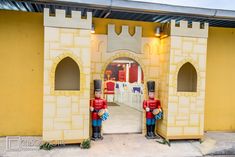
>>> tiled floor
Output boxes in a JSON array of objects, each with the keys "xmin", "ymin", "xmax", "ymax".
[{"xmin": 102, "ymin": 102, "xmax": 143, "ymax": 134}]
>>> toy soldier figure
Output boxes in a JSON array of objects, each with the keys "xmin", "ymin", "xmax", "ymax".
[
  {"xmin": 143, "ymin": 81, "xmax": 162, "ymax": 139},
  {"xmin": 90, "ymin": 79, "xmax": 108, "ymax": 141}
]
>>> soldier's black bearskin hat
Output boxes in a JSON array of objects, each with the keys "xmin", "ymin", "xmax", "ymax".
[
  {"xmin": 94, "ymin": 79, "xmax": 102, "ymax": 92},
  {"xmin": 147, "ymin": 81, "xmax": 155, "ymax": 92}
]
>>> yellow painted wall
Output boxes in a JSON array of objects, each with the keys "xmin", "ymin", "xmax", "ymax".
[
  {"xmin": 0, "ymin": 10, "xmax": 43, "ymax": 136},
  {"xmin": 205, "ymin": 27, "xmax": 235, "ymax": 131},
  {"xmin": 0, "ymin": 10, "xmax": 235, "ymax": 136}
]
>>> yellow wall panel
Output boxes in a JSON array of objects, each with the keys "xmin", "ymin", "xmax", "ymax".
[
  {"xmin": 0, "ymin": 10, "xmax": 43, "ymax": 136},
  {"xmin": 205, "ymin": 27, "xmax": 235, "ymax": 131}
]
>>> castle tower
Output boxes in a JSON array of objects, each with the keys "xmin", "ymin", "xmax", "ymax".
[
  {"xmin": 158, "ymin": 20, "xmax": 208, "ymax": 140},
  {"xmin": 43, "ymin": 8, "xmax": 92, "ymax": 143}
]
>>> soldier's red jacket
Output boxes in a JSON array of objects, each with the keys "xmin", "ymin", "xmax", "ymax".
[
  {"xmin": 143, "ymin": 98, "xmax": 161, "ymax": 119},
  {"xmin": 90, "ymin": 97, "xmax": 107, "ymax": 120}
]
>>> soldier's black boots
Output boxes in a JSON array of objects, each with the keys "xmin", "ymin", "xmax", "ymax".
[
  {"xmin": 145, "ymin": 125, "xmax": 152, "ymax": 139},
  {"xmin": 98, "ymin": 126, "xmax": 103, "ymax": 140},
  {"xmin": 91, "ymin": 126, "xmax": 99, "ymax": 141},
  {"xmin": 91, "ymin": 126, "xmax": 103, "ymax": 141}
]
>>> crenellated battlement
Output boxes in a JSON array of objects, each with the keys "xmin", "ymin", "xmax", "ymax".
[
  {"xmin": 44, "ymin": 8, "xmax": 92, "ymax": 29},
  {"xmin": 170, "ymin": 20, "xmax": 208, "ymax": 38},
  {"xmin": 107, "ymin": 24, "xmax": 142, "ymax": 53}
]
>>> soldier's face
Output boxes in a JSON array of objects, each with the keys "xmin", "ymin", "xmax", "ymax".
[
  {"xmin": 95, "ymin": 91, "xmax": 101, "ymax": 98},
  {"xmin": 149, "ymin": 92, "xmax": 155, "ymax": 98}
]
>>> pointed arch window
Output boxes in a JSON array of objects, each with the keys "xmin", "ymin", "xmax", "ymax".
[
  {"xmin": 177, "ymin": 62, "xmax": 197, "ymax": 92},
  {"xmin": 55, "ymin": 57, "xmax": 80, "ymax": 90}
]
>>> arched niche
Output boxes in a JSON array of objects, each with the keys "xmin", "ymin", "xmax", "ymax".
[
  {"xmin": 177, "ymin": 62, "xmax": 197, "ymax": 92},
  {"xmin": 55, "ymin": 57, "xmax": 80, "ymax": 90}
]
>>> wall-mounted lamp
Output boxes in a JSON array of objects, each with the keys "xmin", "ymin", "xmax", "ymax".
[
  {"xmin": 155, "ymin": 27, "xmax": 161, "ymax": 37},
  {"xmin": 91, "ymin": 24, "xmax": 95, "ymax": 34}
]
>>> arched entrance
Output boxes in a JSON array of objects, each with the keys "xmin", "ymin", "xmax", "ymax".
[{"xmin": 102, "ymin": 57, "xmax": 144, "ymax": 134}]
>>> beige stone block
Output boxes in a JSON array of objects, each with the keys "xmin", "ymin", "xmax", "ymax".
[
  {"xmin": 50, "ymin": 50, "xmax": 61, "ymax": 59},
  {"xmin": 43, "ymin": 130, "xmax": 63, "ymax": 141},
  {"xmin": 72, "ymin": 103, "xmax": 79, "ymax": 113},
  {"xmin": 199, "ymin": 55, "xmax": 206, "ymax": 70},
  {"xmin": 72, "ymin": 115, "xmax": 83, "ymax": 129},
  {"xmin": 184, "ymin": 127, "xmax": 198, "ymax": 135},
  {"xmin": 44, "ymin": 96, "xmax": 56, "ymax": 102},
  {"xmin": 169, "ymin": 96, "xmax": 178, "ymax": 103},
  {"xmin": 171, "ymin": 36, "xmax": 181, "ymax": 49},
  {"xmin": 54, "ymin": 121, "xmax": 71, "ymax": 130},
  {"xmin": 50, "ymin": 42, "xmax": 60, "ymax": 50},
  {"xmin": 64, "ymin": 130, "xmax": 84, "ymax": 140},
  {"xmin": 79, "ymin": 107, "xmax": 89, "ymax": 115},
  {"xmin": 54, "ymin": 117, "xmax": 71, "ymax": 122},
  {"xmin": 197, "ymin": 38, "xmax": 207, "ymax": 45},
  {"xmin": 44, "ymin": 60, "xmax": 53, "ymax": 69},
  {"xmin": 60, "ymin": 33, "xmax": 74, "ymax": 46},
  {"xmin": 168, "ymin": 127, "xmax": 183, "ymax": 136},
  {"xmin": 44, "ymin": 85, "xmax": 51, "ymax": 95},
  {"xmin": 45, "ymin": 27, "xmax": 60, "ymax": 42},
  {"xmin": 84, "ymin": 67, "xmax": 91, "ymax": 75},
  {"xmin": 44, "ymin": 103, "xmax": 56, "ymax": 117},
  {"xmin": 176, "ymin": 120, "xmax": 188, "ymax": 126},
  {"xmin": 173, "ymin": 55, "xmax": 183, "ymax": 63},
  {"xmin": 190, "ymin": 114, "xmax": 199, "ymax": 125},
  {"xmin": 72, "ymin": 96, "xmax": 79, "ymax": 102},
  {"xmin": 199, "ymin": 114, "xmax": 204, "ymax": 134},
  {"xmin": 43, "ymin": 71, "xmax": 49, "ymax": 85},
  {"xmin": 176, "ymin": 116, "xmax": 188, "ymax": 121},
  {"xmin": 168, "ymin": 103, "xmax": 178, "ymax": 113},
  {"xmin": 178, "ymin": 108, "xmax": 189, "ymax": 115},
  {"xmin": 79, "ymin": 30, "xmax": 90, "ymax": 37},
  {"xmin": 174, "ymin": 49, "xmax": 182, "ymax": 56},
  {"xmin": 179, "ymin": 96, "xmax": 190, "ymax": 105},
  {"xmin": 57, "ymin": 96, "xmax": 71, "ymax": 107},
  {"xmin": 83, "ymin": 119, "xmax": 90, "ymax": 137},
  {"xmin": 81, "ymin": 48, "xmax": 90, "ymax": 64},
  {"xmin": 194, "ymin": 44, "xmax": 206, "ymax": 54},
  {"xmin": 148, "ymin": 67, "xmax": 159, "ymax": 78},
  {"xmin": 43, "ymin": 118, "xmax": 54, "ymax": 130},
  {"xmin": 182, "ymin": 42, "xmax": 193, "ymax": 52},
  {"xmin": 56, "ymin": 107, "xmax": 71, "ymax": 118},
  {"xmin": 168, "ymin": 115, "xmax": 175, "ymax": 125},
  {"xmin": 75, "ymin": 36, "xmax": 90, "ymax": 47}
]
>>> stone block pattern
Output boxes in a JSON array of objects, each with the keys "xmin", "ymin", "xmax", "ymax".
[
  {"xmin": 166, "ymin": 36, "xmax": 207, "ymax": 139},
  {"xmin": 43, "ymin": 26, "xmax": 91, "ymax": 142}
]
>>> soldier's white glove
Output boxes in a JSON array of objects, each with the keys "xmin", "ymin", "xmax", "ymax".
[
  {"xmin": 146, "ymin": 107, "xmax": 150, "ymax": 112},
  {"xmin": 90, "ymin": 107, "xmax": 94, "ymax": 111},
  {"xmin": 105, "ymin": 109, "xmax": 109, "ymax": 113}
]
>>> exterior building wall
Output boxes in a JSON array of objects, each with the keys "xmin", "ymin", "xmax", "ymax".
[
  {"xmin": 1, "ymin": 10, "xmax": 235, "ymax": 137},
  {"xmin": 43, "ymin": 9, "xmax": 91, "ymax": 143}
]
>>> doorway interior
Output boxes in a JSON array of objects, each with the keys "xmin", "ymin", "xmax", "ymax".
[{"xmin": 102, "ymin": 57, "xmax": 144, "ymax": 134}]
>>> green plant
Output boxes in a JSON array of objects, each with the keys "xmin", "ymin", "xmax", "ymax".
[
  {"xmin": 40, "ymin": 142, "xmax": 54, "ymax": 150},
  {"xmin": 80, "ymin": 139, "xmax": 91, "ymax": 149}
]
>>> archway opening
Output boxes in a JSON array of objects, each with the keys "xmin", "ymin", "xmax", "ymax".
[
  {"xmin": 177, "ymin": 62, "xmax": 197, "ymax": 92},
  {"xmin": 55, "ymin": 57, "xmax": 80, "ymax": 90},
  {"xmin": 102, "ymin": 57, "xmax": 144, "ymax": 134}
]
